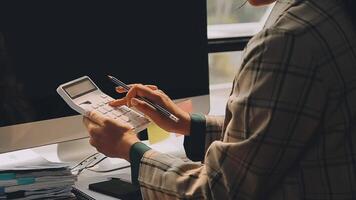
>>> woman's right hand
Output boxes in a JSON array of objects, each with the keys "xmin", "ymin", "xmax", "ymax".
[{"xmin": 109, "ymin": 84, "xmax": 191, "ymax": 136}]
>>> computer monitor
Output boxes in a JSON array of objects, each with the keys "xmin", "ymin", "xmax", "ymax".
[{"xmin": 0, "ymin": 1, "xmax": 210, "ymax": 155}]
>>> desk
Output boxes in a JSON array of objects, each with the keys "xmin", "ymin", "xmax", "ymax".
[
  {"xmin": 11, "ymin": 84, "xmax": 232, "ymax": 199},
  {"xmin": 32, "ymin": 133, "xmax": 188, "ymax": 199},
  {"xmin": 73, "ymin": 133, "xmax": 190, "ymax": 199}
]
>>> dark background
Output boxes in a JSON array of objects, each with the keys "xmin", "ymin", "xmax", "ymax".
[{"xmin": 0, "ymin": 1, "xmax": 209, "ymax": 126}]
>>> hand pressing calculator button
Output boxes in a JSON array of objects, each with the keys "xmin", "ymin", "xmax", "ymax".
[{"xmin": 57, "ymin": 76, "xmax": 150, "ymax": 133}]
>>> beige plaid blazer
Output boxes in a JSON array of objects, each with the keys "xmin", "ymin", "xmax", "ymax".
[{"xmin": 138, "ymin": 0, "xmax": 356, "ymax": 199}]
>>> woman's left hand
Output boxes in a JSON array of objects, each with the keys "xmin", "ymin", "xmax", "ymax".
[{"xmin": 82, "ymin": 110, "xmax": 140, "ymax": 160}]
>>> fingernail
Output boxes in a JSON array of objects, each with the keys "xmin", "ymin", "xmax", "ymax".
[{"xmin": 131, "ymin": 98, "xmax": 139, "ymax": 106}]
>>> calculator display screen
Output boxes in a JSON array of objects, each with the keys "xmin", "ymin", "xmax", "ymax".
[{"xmin": 63, "ymin": 78, "xmax": 97, "ymax": 99}]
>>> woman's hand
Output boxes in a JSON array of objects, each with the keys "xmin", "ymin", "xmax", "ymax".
[
  {"xmin": 83, "ymin": 111, "xmax": 140, "ymax": 160},
  {"xmin": 109, "ymin": 84, "xmax": 191, "ymax": 135}
]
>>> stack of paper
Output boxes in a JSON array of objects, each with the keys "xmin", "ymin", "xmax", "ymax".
[{"xmin": 0, "ymin": 150, "xmax": 76, "ymax": 199}]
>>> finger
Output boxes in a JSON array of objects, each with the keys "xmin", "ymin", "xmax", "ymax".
[
  {"xmin": 111, "ymin": 117, "xmax": 134, "ymax": 131},
  {"xmin": 86, "ymin": 110, "xmax": 108, "ymax": 127},
  {"xmin": 126, "ymin": 84, "xmax": 162, "ymax": 107},
  {"xmin": 156, "ymin": 89, "xmax": 164, "ymax": 94},
  {"xmin": 115, "ymin": 84, "xmax": 134, "ymax": 93},
  {"xmin": 116, "ymin": 84, "xmax": 158, "ymax": 93},
  {"xmin": 89, "ymin": 137, "xmax": 102, "ymax": 150},
  {"xmin": 83, "ymin": 117, "xmax": 102, "ymax": 137},
  {"xmin": 130, "ymin": 98, "xmax": 165, "ymax": 123},
  {"xmin": 145, "ymin": 85, "xmax": 158, "ymax": 90},
  {"xmin": 109, "ymin": 97, "xmax": 127, "ymax": 107},
  {"xmin": 89, "ymin": 137, "xmax": 97, "ymax": 147}
]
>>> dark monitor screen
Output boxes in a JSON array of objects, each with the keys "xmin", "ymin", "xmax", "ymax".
[{"xmin": 0, "ymin": 1, "xmax": 209, "ymax": 127}]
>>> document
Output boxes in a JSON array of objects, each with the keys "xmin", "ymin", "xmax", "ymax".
[
  {"xmin": 0, "ymin": 149, "xmax": 68, "ymax": 171},
  {"xmin": 0, "ymin": 149, "xmax": 75, "ymax": 199}
]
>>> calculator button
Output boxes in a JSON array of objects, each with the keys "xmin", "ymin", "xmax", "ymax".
[
  {"xmin": 128, "ymin": 111, "xmax": 143, "ymax": 119},
  {"xmin": 120, "ymin": 106, "xmax": 131, "ymax": 113},
  {"xmin": 115, "ymin": 108, "xmax": 128, "ymax": 115},
  {"xmin": 97, "ymin": 107, "xmax": 108, "ymax": 114},
  {"xmin": 102, "ymin": 105, "xmax": 114, "ymax": 112},
  {"xmin": 111, "ymin": 110, "xmax": 123, "ymax": 117},
  {"xmin": 103, "ymin": 99, "xmax": 112, "ymax": 104},
  {"xmin": 107, "ymin": 113, "xmax": 117, "ymax": 119},
  {"xmin": 99, "ymin": 102, "xmax": 105, "ymax": 107},
  {"xmin": 91, "ymin": 105, "xmax": 99, "ymax": 109},
  {"xmin": 120, "ymin": 115, "xmax": 130, "ymax": 122},
  {"xmin": 100, "ymin": 94, "xmax": 107, "ymax": 98},
  {"xmin": 114, "ymin": 117, "xmax": 127, "ymax": 124},
  {"xmin": 114, "ymin": 107, "xmax": 122, "ymax": 112}
]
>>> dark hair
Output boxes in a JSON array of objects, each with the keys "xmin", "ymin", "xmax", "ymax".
[{"xmin": 344, "ymin": 0, "xmax": 356, "ymax": 27}]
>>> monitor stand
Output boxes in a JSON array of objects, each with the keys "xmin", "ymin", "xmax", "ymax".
[
  {"xmin": 32, "ymin": 138, "xmax": 96, "ymax": 163},
  {"xmin": 57, "ymin": 138, "xmax": 96, "ymax": 162}
]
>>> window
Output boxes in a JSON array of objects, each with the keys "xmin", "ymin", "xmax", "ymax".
[
  {"xmin": 207, "ymin": 0, "xmax": 269, "ymax": 25},
  {"xmin": 207, "ymin": 2, "xmax": 274, "ymax": 85},
  {"xmin": 209, "ymin": 51, "xmax": 242, "ymax": 85},
  {"xmin": 207, "ymin": 1, "xmax": 273, "ymax": 39}
]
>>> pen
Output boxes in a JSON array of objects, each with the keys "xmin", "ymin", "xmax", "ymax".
[{"xmin": 107, "ymin": 75, "xmax": 180, "ymax": 123}]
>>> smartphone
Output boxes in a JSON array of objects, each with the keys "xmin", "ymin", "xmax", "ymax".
[{"xmin": 89, "ymin": 178, "xmax": 141, "ymax": 200}]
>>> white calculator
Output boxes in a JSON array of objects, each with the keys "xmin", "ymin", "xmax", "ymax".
[{"xmin": 57, "ymin": 76, "xmax": 150, "ymax": 133}]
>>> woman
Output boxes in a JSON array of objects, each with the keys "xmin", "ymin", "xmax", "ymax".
[{"xmin": 83, "ymin": 0, "xmax": 356, "ymax": 199}]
